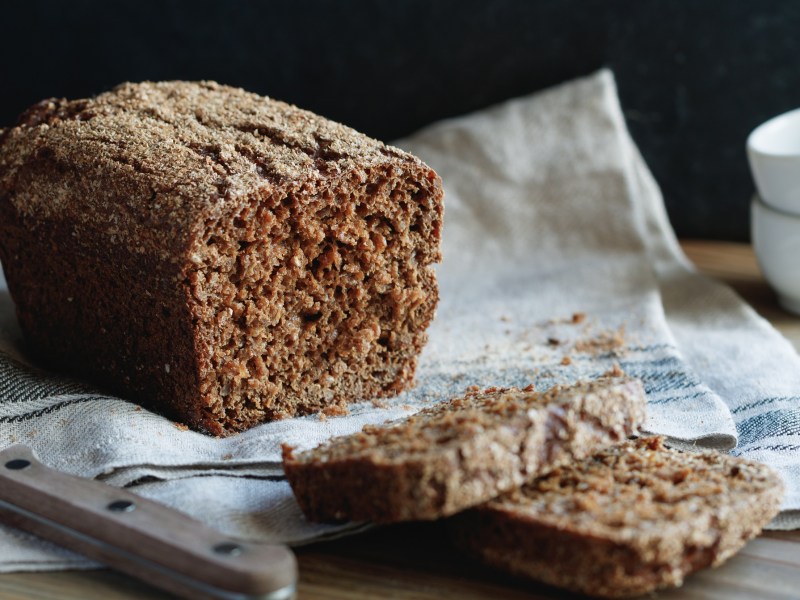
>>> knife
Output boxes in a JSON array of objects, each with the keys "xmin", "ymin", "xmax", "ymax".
[{"xmin": 0, "ymin": 444, "xmax": 297, "ymax": 600}]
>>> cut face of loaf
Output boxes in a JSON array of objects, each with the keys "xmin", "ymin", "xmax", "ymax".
[
  {"xmin": 282, "ymin": 377, "xmax": 647, "ymax": 523},
  {"xmin": 0, "ymin": 81, "xmax": 443, "ymax": 435},
  {"xmin": 450, "ymin": 436, "xmax": 784, "ymax": 599}
]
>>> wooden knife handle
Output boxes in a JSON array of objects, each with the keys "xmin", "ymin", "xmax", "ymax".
[{"xmin": 0, "ymin": 444, "xmax": 297, "ymax": 600}]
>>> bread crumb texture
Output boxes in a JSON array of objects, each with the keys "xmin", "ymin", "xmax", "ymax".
[
  {"xmin": 283, "ymin": 376, "xmax": 646, "ymax": 522},
  {"xmin": 450, "ymin": 436, "xmax": 784, "ymax": 598},
  {"xmin": 0, "ymin": 81, "xmax": 443, "ymax": 435}
]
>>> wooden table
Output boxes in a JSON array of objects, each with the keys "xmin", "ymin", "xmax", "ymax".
[{"xmin": 1, "ymin": 240, "xmax": 799, "ymax": 600}]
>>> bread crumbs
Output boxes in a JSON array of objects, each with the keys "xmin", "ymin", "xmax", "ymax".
[
  {"xmin": 603, "ymin": 363, "xmax": 626, "ymax": 378},
  {"xmin": 322, "ymin": 403, "xmax": 350, "ymax": 418},
  {"xmin": 574, "ymin": 325, "xmax": 626, "ymax": 355}
]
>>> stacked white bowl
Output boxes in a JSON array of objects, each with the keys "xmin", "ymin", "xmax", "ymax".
[{"xmin": 747, "ymin": 108, "xmax": 800, "ymax": 315}]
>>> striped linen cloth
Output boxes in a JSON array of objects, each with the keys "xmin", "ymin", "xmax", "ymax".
[{"xmin": 1, "ymin": 69, "xmax": 798, "ymax": 571}]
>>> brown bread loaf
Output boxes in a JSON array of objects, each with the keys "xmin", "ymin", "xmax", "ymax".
[
  {"xmin": 450, "ymin": 436, "xmax": 784, "ymax": 598},
  {"xmin": 0, "ymin": 81, "xmax": 443, "ymax": 435},
  {"xmin": 282, "ymin": 377, "xmax": 646, "ymax": 523}
]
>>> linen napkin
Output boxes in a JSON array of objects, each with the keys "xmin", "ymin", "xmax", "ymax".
[{"xmin": 1, "ymin": 69, "xmax": 799, "ymax": 572}]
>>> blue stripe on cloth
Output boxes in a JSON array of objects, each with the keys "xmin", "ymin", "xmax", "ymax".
[
  {"xmin": 736, "ymin": 443, "xmax": 800, "ymax": 454},
  {"xmin": 646, "ymin": 391, "xmax": 708, "ymax": 406},
  {"xmin": 0, "ymin": 350, "xmax": 93, "ymax": 405},
  {"xmin": 736, "ymin": 408, "xmax": 800, "ymax": 448},
  {"xmin": 0, "ymin": 395, "xmax": 108, "ymax": 423},
  {"xmin": 731, "ymin": 397, "xmax": 800, "ymax": 415}
]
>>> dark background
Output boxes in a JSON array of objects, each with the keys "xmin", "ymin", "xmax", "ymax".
[{"xmin": 2, "ymin": 0, "xmax": 798, "ymax": 241}]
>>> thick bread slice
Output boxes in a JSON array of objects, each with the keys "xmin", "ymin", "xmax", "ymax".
[
  {"xmin": 450, "ymin": 436, "xmax": 784, "ymax": 599},
  {"xmin": 282, "ymin": 376, "xmax": 646, "ymax": 523}
]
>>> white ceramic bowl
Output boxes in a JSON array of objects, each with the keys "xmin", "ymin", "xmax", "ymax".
[
  {"xmin": 747, "ymin": 107, "xmax": 800, "ymax": 215},
  {"xmin": 752, "ymin": 193, "xmax": 800, "ymax": 315}
]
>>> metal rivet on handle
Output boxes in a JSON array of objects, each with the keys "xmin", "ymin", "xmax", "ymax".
[
  {"xmin": 4, "ymin": 459, "xmax": 31, "ymax": 470},
  {"xmin": 107, "ymin": 500, "xmax": 136, "ymax": 512},
  {"xmin": 213, "ymin": 542, "xmax": 242, "ymax": 556}
]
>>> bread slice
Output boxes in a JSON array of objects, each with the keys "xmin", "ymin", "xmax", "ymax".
[
  {"xmin": 282, "ymin": 376, "xmax": 646, "ymax": 523},
  {"xmin": 450, "ymin": 436, "xmax": 784, "ymax": 598},
  {"xmin": 0, "ymin": 81, "xmax": 443, "ymax": 434}
]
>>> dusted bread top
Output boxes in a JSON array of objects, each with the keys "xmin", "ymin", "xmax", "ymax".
[{"xmin": 0, "ymin": 80, "xmax": 431, "ymax": 263}]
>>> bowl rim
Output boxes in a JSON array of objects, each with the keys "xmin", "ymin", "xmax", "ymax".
[{"xmin": 747, "ymin": 107, "xmax": 800, "ymax": 158}]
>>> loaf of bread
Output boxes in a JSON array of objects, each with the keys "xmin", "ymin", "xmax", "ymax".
[
  {"xmin": 0, "ymin": 81, "xmax": 443, "ymax": 435},
  {"xmin": 450, "ymin": 436, "xmax": 784, "ymax": 598},
  {"xmin": 282, "ymin": 377, "xmax": 646, "ymax": 522}
]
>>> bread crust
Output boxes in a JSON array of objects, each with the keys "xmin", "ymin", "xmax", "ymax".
[
  {"xmin": 450, "ymin": 436, "xmax": 784, "ymax": 598},
  {"xmin": 283, "ymin": 377, "xmax": 646, "ymax": 523},
  {"xmin": 0, "ymin": 82, "xmax": 443, "ymax": 434}
]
